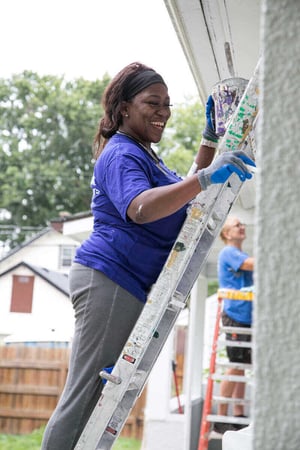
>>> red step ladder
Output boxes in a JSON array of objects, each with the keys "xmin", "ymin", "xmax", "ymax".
[{"xmin": 198, "ymin": 289, "xmax": 254, "ymax": 450}]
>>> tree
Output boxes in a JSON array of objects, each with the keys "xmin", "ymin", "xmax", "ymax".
[
  {"xmin": 0, "ymin": 74, "xmax": 204, "ymax": 251},
  {"xmin": 0, "ymin": 71, "xmax": 109, "ymax": 247}
]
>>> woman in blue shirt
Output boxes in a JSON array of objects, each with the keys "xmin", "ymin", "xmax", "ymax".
[
  {"xmin": 41, "ymin": 62, "xmax": 254, "ymax": 450},
  {"xmin": 214, "ymin": 215, "xmax": 254, "ymax": 434}
]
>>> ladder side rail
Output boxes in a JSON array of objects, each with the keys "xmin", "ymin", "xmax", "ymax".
[
  {"xmin": 198, "ymin": 295, "xmax": 223, "ymax": 450},
  {"xmin": 95, "ymin": 306, "xmax": 181, "ymax": 448},
  {"xmin": 74, "ymin": 179, "xmax": 242, "ymax": 450},
  {"xmin": 75, "ymin": 300, "xmax": 184, "ymax": 449},
  {"xmin": 93, "ymin": 181, "xmax": 245, "ymax": 448},
  {"xmin": 174, "ymin": 182, "xmax": 239, "ymax": 299},
  {"xmin": 75, "ymin": 171, "xmax": 253, "ymax": 448},
  {"xmin": 76, "ymin": 169, "xmax": 253, "ymax": 448}
]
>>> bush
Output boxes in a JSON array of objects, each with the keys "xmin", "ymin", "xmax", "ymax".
[{"xmin": 208, "ymin": 280, "xmax": 219, "ymax": 297}]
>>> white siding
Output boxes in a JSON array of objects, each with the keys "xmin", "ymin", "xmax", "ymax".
[{"xmin": 0, "ymin": 265, "xmax": 74, "ymax": 342}]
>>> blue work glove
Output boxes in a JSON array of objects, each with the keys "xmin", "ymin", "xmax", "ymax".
[
  {"xmin": 202, "ymin": 95, "xmax": 219, "ymax": 145},
  {"xmin": 197, "ymin": 151, "xmax": 256, "ymax": 190},
  {"xmin": 101, "ymin": 365, "xmax": 114, "ymax": 385}
]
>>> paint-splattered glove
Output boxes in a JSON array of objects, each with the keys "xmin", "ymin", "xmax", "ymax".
[
  {"xmin": 201, "ymin": 95, "xmax": 219, "ymax": 148},
  {"xmin": 197, "ymin": 151, "xmax": 255, "ymax": 190}
]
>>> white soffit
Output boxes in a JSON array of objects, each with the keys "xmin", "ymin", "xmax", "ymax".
[{"xmin": 164, "ymin": 0, "xmax": 261, "ymax": 103}]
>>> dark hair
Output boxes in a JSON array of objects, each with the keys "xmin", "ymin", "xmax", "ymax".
[{"xmin": 93, "ymin": 62, "xmax": 166, "ymax": 158}]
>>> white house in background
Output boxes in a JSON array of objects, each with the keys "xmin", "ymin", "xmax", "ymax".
[
  {"xmin": 0, "ymin": 225, "xmax": 81, "ymax": 276},
  {"xmin": 0, "ymin": 261, "xmax": 74, "ymax": 343},
  {"xmin": 0, "ymin": 221, "xmax": 83, "ymax": 343}
]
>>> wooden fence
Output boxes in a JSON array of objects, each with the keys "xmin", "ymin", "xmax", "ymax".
[{"xmin": 0, "ymin": 346, "xmax": 146, "ymax": 439}]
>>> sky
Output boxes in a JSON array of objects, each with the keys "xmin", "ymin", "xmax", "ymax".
[{"xmin": 1, "ymin": 0, "xmax": 198, "ymax": 103}]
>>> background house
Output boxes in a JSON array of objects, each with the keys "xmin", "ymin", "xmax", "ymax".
[
  {"xmin": 0, "ymin": 222, "xmax": 81, "ymax": 344},
  {"xmin": 0, "ymin": 261, "xmax": 73, "ymax": 344},
  {"xmin": 0, "ymin": 225, "xmax": 80, "ymax": 276}
]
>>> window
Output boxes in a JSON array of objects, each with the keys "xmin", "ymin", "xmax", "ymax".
[
  {"xmin": 59, "ymin": 245, "xmax": 76, "ymax": 268},
  {"xmin": 10, "ymin": 275, "xmax": 34, "ymax": 313}
]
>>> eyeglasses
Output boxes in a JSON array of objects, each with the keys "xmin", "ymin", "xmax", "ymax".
[{"xmin": 233, "ymin": 222, "xmax": 246, "ymax": 228}]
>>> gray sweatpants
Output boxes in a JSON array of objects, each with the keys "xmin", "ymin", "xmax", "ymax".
[{"xmin": 41, "ymin": 263, "xmax": 144, "ymax": 450}]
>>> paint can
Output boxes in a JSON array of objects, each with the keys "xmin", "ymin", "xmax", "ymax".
[{"xmin": 212, "ymin": 77, "xmax": 249, "ymax": 136}]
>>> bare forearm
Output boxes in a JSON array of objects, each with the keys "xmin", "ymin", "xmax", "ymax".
[
  {"xmin": 240, "ymin": 257, "xmax": 254, "ymax": 271},
  {"xmin": 194, "ymin": 144, "xmax": 216, "ymax": 170},
  {"xmin": 127, "ymin": 175, "xmax": 201, "ymax": 223}
]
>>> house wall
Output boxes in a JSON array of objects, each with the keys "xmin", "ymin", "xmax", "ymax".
[
  {"xmin": 0, "ymin": 265, "xmax": 74, "ymax": 341},
  {"xmin": 62, "ymin": 215, "xmax": 93, "ymax": 242},
  {"xmin": 253, "ymin": 0, "xmax": 300, "ymax": 448},
  {"xmin": 0, "ymin": 229, "xmax": 79, "ymax": 275}
]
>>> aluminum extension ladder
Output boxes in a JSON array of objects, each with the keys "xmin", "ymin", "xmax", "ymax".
[
  {"xmin": 74, "ymin": 61, "xmax": 260, "ymax": 450},
  {"xmin": 198, "ymin": 289, "xmax": 254, "ymax": 450}
]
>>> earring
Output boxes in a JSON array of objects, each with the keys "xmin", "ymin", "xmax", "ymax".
[{"xmin": 124, "ymin": 113, "xmax": 129, "ymax": 117}]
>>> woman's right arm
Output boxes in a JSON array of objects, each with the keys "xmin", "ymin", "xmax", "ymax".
[{"xmin": 127, "ymin": 174, "xmax": 201, "ymax": 224}]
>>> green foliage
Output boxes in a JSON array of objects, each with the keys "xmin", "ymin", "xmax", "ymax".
[
  {"xmin": 0, "ymin": 426, "xmax": 141, "ymax": 450},
  {"xmin": 0, "ymin": 71, "xmax": 108, "ymax": 248},
  {"xmin": 113, "ymin": 437, "xmax": 141, "ymax": 449},
  {"xmin": 208, "ymin": 280, "xmax": 219, "ymax": 296},
  {"xmin": 157, "ymin": 96, "xmax": 205, "ymax": 177},
  {"xmin": 0, "ymin": 74, "xmax": 204, "ymax": 251}
]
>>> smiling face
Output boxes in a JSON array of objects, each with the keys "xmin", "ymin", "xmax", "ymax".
[{"xmin": 120, "ymin": 83, "xmax": 171, "ymax": 148}]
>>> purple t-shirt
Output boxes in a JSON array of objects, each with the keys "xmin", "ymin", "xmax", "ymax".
[{"xmin": 75, "ymin": 133, "xmax": 188, "ymax": 302}]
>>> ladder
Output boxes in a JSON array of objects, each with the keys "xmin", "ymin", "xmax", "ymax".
[
  {"xmin": 198, "ymin": 289, "xmax": 254, "ymax": 450},
  {"xmin": 74, "ymin": 61, "xmax": 260, "ymax": 450}
]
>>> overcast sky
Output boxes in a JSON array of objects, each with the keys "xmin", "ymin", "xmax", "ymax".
[{"xmin": 1, "ymin": 0, "xmax": 198, "ymax": 103}]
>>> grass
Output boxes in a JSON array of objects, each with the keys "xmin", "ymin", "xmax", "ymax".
[
  {"xmin": 0, "ymin": 427, "xmax": 43, "ymax": 450},
  {"xmin": 0, "ymin": 426, "xmax": 141, "ymax": 450},
  {"xmin": 113, "ymin": 437, "xmax": 141, "ymax": 450}
]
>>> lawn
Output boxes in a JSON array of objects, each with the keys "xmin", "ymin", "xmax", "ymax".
[{"xmin": 0, "ymin": 426, "xmax": 141, "ymax": 450}]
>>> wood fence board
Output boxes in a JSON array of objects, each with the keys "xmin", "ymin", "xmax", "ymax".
[
  {"xmin": 0, "ymin": 345, "xmax": 146, "ymax": 439},
  {"xmin": 0, "ymin": 384, "xmax": 61, "ymax": 395}
]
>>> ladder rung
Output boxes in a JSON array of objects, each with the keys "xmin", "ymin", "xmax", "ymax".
[
  {"xmin": 218, "ymin": 339, "xmax": 252, "ymax": 348},
  {"xmin": 211, "ymin": 374, "xmax": 250, "ymax": 382},
  {"xmin": 213, "ymin": 396, "xmax": 251, "ymax": 404},
  {"xmin": 220, "ymin": 326, "xmax": 252, "ymax": 335},
  {"xmin": 207, "ymin": 414, "xmax": 251, "ymax": 425},
  {"xmin": 216, "ymin": 361, "xmax": 252, "ymax": 370},
  {"xmin": 168, "ymin": 298, "xmax": 186, "ymax": 309}
]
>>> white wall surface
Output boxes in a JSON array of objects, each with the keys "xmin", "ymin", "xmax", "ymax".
[
  {"xmin": 0, "ymin": 264, "xmax": 74, "ymax": 339},
  {"xmin": 0, "ymin": 229, "xmax": 79, "ymax": 274},
  {"xmin": 253, "ymin": 0, "xmax": 300, "ymax": 448}
]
